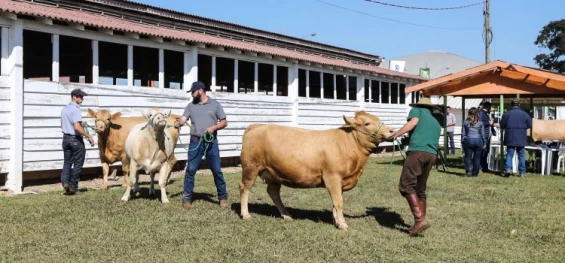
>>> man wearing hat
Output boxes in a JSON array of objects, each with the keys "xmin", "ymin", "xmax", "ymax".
[
  {"xmin": 174, "ymin": 81, "xmax": 229, "ymax": 209},
  {"xmin": 392, "ymin": 96, "xmax": 441, "ymax": 237},
  {"xmin": 60, "ymin": 88, "xmax": 94, "ymax": 195},
  {"xmin": 500, "ymin": 99, "xmax": 532, "ymax": 177}
]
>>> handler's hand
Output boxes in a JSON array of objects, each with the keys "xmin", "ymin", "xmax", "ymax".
[{"xmin": 205, "ymin": 126, "xmax": 215, "ymax": 134}]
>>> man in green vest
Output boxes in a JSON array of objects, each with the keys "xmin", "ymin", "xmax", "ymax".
[{"xmin": 392, "ymin": 96, "xmax": 442, "ymax": 237}]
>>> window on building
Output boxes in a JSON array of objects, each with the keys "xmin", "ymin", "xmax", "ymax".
[
  {"xmin": 99, "ymin": 41, "xmax": 127, "ymax": 86},
  {"xmin": 23, "ymin": 30, "xmax": 52, "ymax": 80}
]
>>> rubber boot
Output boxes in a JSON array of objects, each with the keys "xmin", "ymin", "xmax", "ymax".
[{"xmin": 406, "ymin": 193, "xmax": 430, "ymax": 236}]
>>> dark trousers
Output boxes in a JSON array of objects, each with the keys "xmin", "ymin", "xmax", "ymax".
[
  {"xmin": 447, "ymin": 131, "xmax": 456, "ymax": 154},
  {"xmin": 61, "ymin": 134, "xmax": 86, "ymax": 191},
  {"xmin": 463, "ymin": 138, "xmax": 483, "ymax": 176},
  {"xmin": 480, "ymin": 136, "xmax": 491, "ymax": 172},
  {"xmin": 399, "ymin": 151, "xmax": 437, "ymax": 201},
  {"xmin": 183, "ymin": 137, "xmax": 228, "ymax": 202}
]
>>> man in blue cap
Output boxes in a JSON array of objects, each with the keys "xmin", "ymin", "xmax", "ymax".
[
  {"xmin": 174, "ymin": 81, "xmax": 229, "ymax": 209},
  {"xmin": 60, "ymin": 88, "xmax": 94, "ymax": 195}
]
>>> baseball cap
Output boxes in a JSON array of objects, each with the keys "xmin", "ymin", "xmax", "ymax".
[
  {"xmin": 71, "ymin": 88, "xmax": 88, "ymax": 97},
  {"xmin": 188, "ymin": 81, "xmax": 206, "ymax": 93}
]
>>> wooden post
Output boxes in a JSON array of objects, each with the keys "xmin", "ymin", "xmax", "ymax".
[
  {"xmin": 368, "ymin": 79, "xmax": 372, "ymax": 103},
  {"xmin": 6, "ymin": 20, "xmax": 24, "ymax": 194},
  {"xmin": 211, "ymin": 56, "xmax": 216, "ymax": 89},
  {"xmin": 357, "ymin": 75, "xmax": 364, "ymax": 110},
  {"xmin": 253, "ymin": 62, "xmax": 258, "ymax": 94},
  {"xmin": 234, "ymin": 59, "xmax": 238, "ymax": 93},
  {"xmin": 320, "ymin": 72, "xmax": 323, "ymax": 98},
  {"xmin": 158, "ymin": 48, "xmax": 164, "ymax": 88},
  {"xmin": 183, "ymin": 47, "xmax": 198, "ymax": 91},
  {"xmin": 346, "ymin": 75, "xmax": 349, "ymax": 100},
  {"xmin": 273, "ymin": 64, "xmax": 277, "ymax": 96},
  {"xmin": 0, "ymin": 27, "xmax": 8, "ymax": 76},
  {"xmin": 52, "ymin": 34, "xmax": 59, "ymax": 82},
  {"xmin": 127, "ymin": 45, "xmax": 133, "ymax": 87},
  {"xmin": 443, "ymin": 96, "xmax": 448, "ymax": 157},
  {"xmin": 306, "ymin": 69, "xmax": 310, "ymax": 98},
  {"xmin": 92, "ymin": 40, "xmax": 99, "ymax": 85},
  {"xmin": 499, "ymin": 94, "xmax": 505, "ymax": 171},
  {"xmin": 333, "ymin": 74, "xmax": 337, "ymax": 100}
]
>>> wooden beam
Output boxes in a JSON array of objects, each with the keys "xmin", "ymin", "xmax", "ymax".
[
  {"xmin": 245, "ymin": 51, "xmax": 258, "ymax": 57},
  {"xmin": 70, "ymin": 23, "xmax": 85, "ymax": 31},
  {"xmin": 151, "ymin": 36, "xmax": 163, "ymax": 43},
  {"xmin": 229, "ymin": 48, "xmax": 242, "ymax": 54},
  {"xmin": 275, "ymin": 56, "xmax": 286, "ymax": 62},
  {"xmin": 314, "ymin": 63, "xmax": 323, "ymax": 68},
  {"xmin": 38, "ymin": 17, "xmax": 53, "ymax": 25},
  {"xmin": 0, "ymin": 11, "xmax": 17, "ymax": 20},
  {"xmin": 345, "ymin": 69, "xmax": 353, "ymax": 73},
  {"xmin": 191, "ymin": 43, "xmax": 206, "ymax": 48},
  {"xmin": 125, "ymin": 32, "xmax": 139, "ymax": 39},
  {"xmin": 215, "ymin": 46, "xmax": 225, "ymax": 51},
  {"xmin": 301, "ymin": 61, "xmax": 312, "ymax": 66},
  {"xmin": 261, "ymin": 54, "xmax": 273, "ymax": 59},
  {"xmin": 290, "ymin": 59, "xmax": 299, "ymax": 64},
  {"xmin": 173, "ymin": 39, "xmax": 186, "ymax": 46},
  {"xmin": 335, "ymin": 67, "xmax": 343, "ymax": 71},
  {"xmin": 98, "ymin": 28, "xmax": 113, "ymax": 36}
]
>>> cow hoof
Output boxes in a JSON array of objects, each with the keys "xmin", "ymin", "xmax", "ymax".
[
  {"xmin": 121, "ymin": 196, "xmax": 129, "ymax": 202},
  {"xmin": 101, "ymin": 185, "xmax": 108, "ymax": 191},
  {"xmin": 161, "ymin": 199, "xmax": 170, "ymax": 204},
  {"xmin": 134, "ymin": 191, "xmax": 141, "ymax": 197},
  {"xmin": 282, "ymin": 215, "xmax": 293, "ymax": 221},
  {"xmin": 338, "ymin": 223, "xmax": 349, "ymax": 231},
  {"xmin": 242, "ymin": 215, "xmax": 252, "ymax": 220}
]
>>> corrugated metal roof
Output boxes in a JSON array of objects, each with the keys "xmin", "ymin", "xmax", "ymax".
[{"xmin": 0, "ymin": 0, "xmax": 425, "ymax": 80}]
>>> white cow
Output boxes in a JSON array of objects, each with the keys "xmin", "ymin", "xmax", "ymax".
[{"xmin": 121, "ymin": 107, "xmax": 176, "ymax": 204}]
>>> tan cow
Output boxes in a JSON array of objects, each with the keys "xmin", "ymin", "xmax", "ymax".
[
  {"xmin": 121, "ymin": 107, "xmax": 177, "ymax": 204},
  {"xmin": 86, "ymin": 108, "xmax": 180, "ymax": 191},
  {"xmin": 239, "ymin": 111, "xmax": 395, "ymax": 230},
  {"xmin": 529, "ymin": 119, "xmax": 565, "ymax": 142}
]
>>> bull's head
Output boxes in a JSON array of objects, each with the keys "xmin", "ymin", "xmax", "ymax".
[
  {"xmin": 87, "ymin": 108, "xmax": 122, "ymax": 134},
  {"xmin": 143, "ymin": 107, "xmax": 171, "ymax": 130},
  {"xmin": 343, "ymin": 111, "xmax": 395, "ymax": 146}
]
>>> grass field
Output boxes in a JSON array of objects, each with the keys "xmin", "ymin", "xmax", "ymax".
[{"xmin": 1, "ymin": 153, "xmax": 564, "ymax": 262}]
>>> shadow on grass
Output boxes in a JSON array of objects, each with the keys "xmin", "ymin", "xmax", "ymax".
[{"xmin": 230, "ymin": 202, "xmax": 410, "ymax": 233}]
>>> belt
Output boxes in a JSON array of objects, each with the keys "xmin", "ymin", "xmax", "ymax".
[{"xmin": 63, "ymin": 133, "xmax": 79, "ymax": 136}]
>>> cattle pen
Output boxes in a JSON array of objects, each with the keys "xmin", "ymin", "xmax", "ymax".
[{"xmin": 0, "ymin": 0, "xmax": 428, "ymax": 194}]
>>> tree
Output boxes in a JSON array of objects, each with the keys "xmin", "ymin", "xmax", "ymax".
[{"xmin": 534, "ymin": 19, "xmax": 565, "ymax": 74}]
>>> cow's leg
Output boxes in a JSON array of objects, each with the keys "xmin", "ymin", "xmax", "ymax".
[
  {"xmin": 121, "ymin": 160, "xmax": 137, "ymax": 202},
  {"xmin": 158, "ymin": 162, "xmax": 171, "ymax": 204},
  {"xmin": 266, "ymin": 182, "xmax": 293, "ymax": 221},
  {"xmin": 109, "ymin": 167, "xmax": 118, "ymax": 181},
  {"xmin": 325, "ymin": 178, "xmax": 347, "ymax": 230},
  {"xmin": 239, "ymin": 166, "xmax": 259, "ymax": 220},
  {"xmin": 101, "ymin": 162, "xmax": 110, "ymax": 191},
  {"xmin": 121, "ymin": 157, "xmax": 130, "ymax": 189},
  {"xmin": 149, "ymin": 172, "xmax": 156, "ymax": 198}
]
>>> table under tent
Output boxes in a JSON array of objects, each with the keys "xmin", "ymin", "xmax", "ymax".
[{"xmin": 405, "ymin": 60, "xmax": 565, "ymax": 175}]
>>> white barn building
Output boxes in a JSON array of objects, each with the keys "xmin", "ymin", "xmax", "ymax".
[{"xmin": 0, "ymin": 0, "xmax": 426, "ymax": 194}]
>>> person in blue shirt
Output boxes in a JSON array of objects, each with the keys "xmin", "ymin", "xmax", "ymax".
[
  {"xmin": 60, "ymin": 88, "xmax": 95, "ymax": 195},
  {"xmin": 461, "ymin": 107, "xmax": 486, "ymax": 177},
  {"xmin": 500, "ymin": 99, "xmax": 532, "ymax": 177}
]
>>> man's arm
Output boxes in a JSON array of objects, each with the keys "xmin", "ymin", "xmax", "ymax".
[
  {"xmin": 393, "ymin": 117, "xmax": 419, "ymax": 138},
  {"xmin": 73, "ymin": 122, "xmax": 91, "ymax": 138},
  {"xmin": 526, "ymin": 113, "xmax": 532, "ymax": 129},
  {"xmin": 448, "ymin": 115, "xmax": 456, "ymax": 127},
  {"xmin": 175, "ymin": 105, "xmax": 191, "ymax": 128},
  {"xmin": 206, "ymin": 102, "xmax": 228, "ymax": 133}
]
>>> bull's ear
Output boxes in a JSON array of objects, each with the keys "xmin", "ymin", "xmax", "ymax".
[
  {"xmin": 111, "ymin": 112, "xmax": 122, "ymax": 121},
  {"xmin": 87, "ymin": 108, "xmax": 97, "ymax": 117},
  {"xmin": 142, "ymin": 110, "xmax": 151, "ymax": 120},
  {"xmin": 343, "ymin": 115, "xmax": 358, "ymax": 127},
  {"xmin": 167, "ymin": 109, "xmax": 171, "ymax": 117}
]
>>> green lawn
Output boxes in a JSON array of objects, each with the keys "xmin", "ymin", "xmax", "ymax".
[{"xmin": 1, "ymin": 154, "xmax": 564, "ymax": 262}]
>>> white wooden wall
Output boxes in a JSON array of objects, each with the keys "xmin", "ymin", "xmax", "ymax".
[
  {"xmin": 20, "ymin": 80, "xmax": 410, "ymax": 171},
  {"xmin": 0, "ymin": 76, "xmax": 9, "ymax": 173}
]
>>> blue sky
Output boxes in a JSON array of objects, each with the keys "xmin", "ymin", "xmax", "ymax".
[{"xmin": 137, "ymin": 0, "xmax": 564, "ymax": 68}]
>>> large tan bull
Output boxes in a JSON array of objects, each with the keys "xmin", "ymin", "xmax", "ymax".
[
  {"xmin": 121, "ymin": 108, "xmax": 177, "ymax": 204},
  {"xmin": 239, "ymin": 111, "xmax": 395, "ymax": 231},
  {"xmin": 87, "ymin": 109, "xmax": 180, "ymax": 191},
  {"xmin": 529, "ymin": 119, "xmax": 565, "ymax": 142}
]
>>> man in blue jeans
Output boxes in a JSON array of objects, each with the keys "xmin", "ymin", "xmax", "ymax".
[
  {"xmin": 175, "ymin": 81, "xmax": 229, "ymax": 209},
  {"xmin": 500, "ymin": 99, "xmax": 532, "ymax": 177},
  {"xmin": 60, "ymin": 88, "xmax": 95, "ymax": 195}
]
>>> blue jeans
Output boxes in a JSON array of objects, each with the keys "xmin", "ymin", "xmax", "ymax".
[
  {"xmin": 183, "ymin": 137, "xmax": 228, "ymax": 202},
  {"xmin": 61, "ymin": 134, "xmax": 86, "ymax": 191},
  {"xmin": 463, "ymin": 138, "xmax": 483, "ymax": 176},
  {"xmin": 505, "ymin": 146, "xmax": 526, "ymax": 175},
  {"xmin": 447, "ymin": 132, "xmax": 455, "ymax": 154}
]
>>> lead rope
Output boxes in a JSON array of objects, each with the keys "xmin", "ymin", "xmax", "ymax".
[{"xmin": 387, "ymin": 138, "xmax": 406, "ymax": 182}]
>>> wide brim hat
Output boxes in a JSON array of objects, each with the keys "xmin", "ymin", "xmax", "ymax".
[{"xmin": 409, "ymin": 97, "xmax": 440, "ymax": 111}]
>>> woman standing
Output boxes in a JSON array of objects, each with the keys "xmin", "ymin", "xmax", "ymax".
[{"xmin": 461, "ymin": 108, "xmax": 486, "ymax": 177}]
